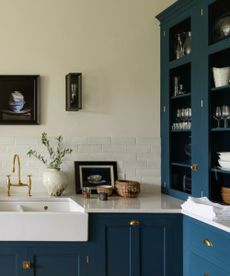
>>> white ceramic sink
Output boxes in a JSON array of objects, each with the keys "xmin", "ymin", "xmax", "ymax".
[{"xmin": 0, "ymin": 198, "xmax": 88, "ymax": 241}]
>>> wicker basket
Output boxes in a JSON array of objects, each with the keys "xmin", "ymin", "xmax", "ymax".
[
  {"xmin": 115, "ymin": 180, "xmax": 140, "ymax": 198},
  {"xmin": 221, "ymin": 186, "xmax": 230, "ymax": 204}
]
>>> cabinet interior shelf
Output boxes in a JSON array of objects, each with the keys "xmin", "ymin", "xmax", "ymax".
[
  {"xmin": 211, "ymin": 168, "xmax": 230, "ymax": 174},
  {"xmin": 208, "ymin": 37, "xmax": 230, "ymax": 55},
  {"xmin": 171, "ymin": 162, "xmax": 191, "ymax": 168},
  {"xmin": 169, "ymin": 55, "xmax": 191, "ymax": 69},
  {"xmin": 171, "ymin": 129, "xmax": 191, "ymax": 133},
  {"xmin": 211, "ymin": 84, "xmax": 230, "ymax": 92},
  {"xmin": 210, "ymin": 128, "xmax": 230, "ymax": 132},
  {"xmin": 171, "ymin": 93, "xmax": 191, "ymax": 100}
]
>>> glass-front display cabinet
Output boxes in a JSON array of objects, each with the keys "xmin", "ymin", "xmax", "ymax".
[{"xmin": 157, "ymin": 0, "xmax": 230, "ymax": 202}]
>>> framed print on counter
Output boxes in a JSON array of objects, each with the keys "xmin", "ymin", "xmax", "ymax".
[{"xmin": 75, "ymin": 161, "xmax": 118, "ymax": 193}]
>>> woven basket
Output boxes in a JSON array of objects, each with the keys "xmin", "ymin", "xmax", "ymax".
[
  {"xmin": 221, "ymin": 186, "xmax": 230, "ymax": 204},
  {"xmin": 115, "ymin": 180, "xmax": 140, "ymax": 198}
]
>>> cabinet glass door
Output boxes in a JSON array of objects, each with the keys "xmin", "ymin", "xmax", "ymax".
[
  {"xmin": 168, "ymin": 17, "xmax": 193, "ymax": 198},
  {"xmin": 208, "ymin": 0, "xmax": 230, "ymax": 203}
]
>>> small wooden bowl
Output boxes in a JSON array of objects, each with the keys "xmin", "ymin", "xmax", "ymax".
[{"xmin": 96, "ymin": 185, "xmax": 113, "ymax": 196}]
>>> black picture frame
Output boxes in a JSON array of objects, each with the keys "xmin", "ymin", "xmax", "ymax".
[
  {"xmin": 0, "ymin": 75, "xmax": 40, "ymax": 124},
  {"xmin": 66, "ymin": 73, "xmax": 82, "ymax": 111},
  {"xmin": 75, "ymin": 161, "xmax": 118, "ymax": 193}
]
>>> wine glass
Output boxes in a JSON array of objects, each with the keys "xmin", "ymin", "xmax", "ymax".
[
  {"xmin": 221, "ymin": 105, "xmax": 230, "ymax": 128},
  {"xmin": 213, "ymin": 106, "xmax": 222, "ymax": 128}
]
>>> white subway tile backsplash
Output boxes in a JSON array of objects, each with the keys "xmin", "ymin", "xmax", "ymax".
[
  {"xmin": 123, "ymin": 160, "xmax": 147, "ymax": 169},
  {"xmin": 0, "ymin": 136, "xmax": 160, "ymax": 194},
  {"xmin": 126, "ymin": 145, "xmax": 151, "ymax": 153},
  {"xmin": 102, "ymin": 145, "xmax": 126, "ymax": 153},
  {"xmin": 111, "ymin": 137, "xmax": 136, "ymax": 145},
  {"xmin": 0, "ymin": 137, "xmax": 14, "ymax": 145},
  {"xmin": 87, "ymin": 137, "xmax": 111, "ymax": 145},
  {"xmin": 78, "ymin": 144, "xmax": 102, "ymax": 153},
  {"xmin": 15, "ymin": 137, "xmax": 39, "ymax": 145},
  {"xmin": 136, "ymin": 137, "xmax": 159, "ymax": 145}
]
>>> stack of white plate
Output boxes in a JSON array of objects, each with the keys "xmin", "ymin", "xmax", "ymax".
[{"xmin": 218, "ymin": 152, "xmax": 230, "ymax": 170}]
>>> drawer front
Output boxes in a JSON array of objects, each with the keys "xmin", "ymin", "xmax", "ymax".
[
  {"xmin": 187, "ymin": 251, "xmax": 229, "ymax": 276},
  {"xmin": 184, "ymin": 216, "xmax": 230, "ymax": 272}
]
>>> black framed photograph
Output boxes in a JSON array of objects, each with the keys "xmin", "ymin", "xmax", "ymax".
[
  {"xmin": 0, "ymin": 75, "xmax": 40, "ymax": 124},
  {"xmin": 75, "ymin": 161, "xmax": 118, "ymax": 193}
]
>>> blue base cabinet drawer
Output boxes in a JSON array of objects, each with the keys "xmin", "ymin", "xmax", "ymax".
[
  {"xmin": 184, "ymin": 216, "xmax": 230, "ymax": 275},
  {"xmin": 90, "ymin": 213, "xmax": 182, "ymax": 276},
  {"xmin": 188, "ymin": 251, "xmax": 229, "ymax": 276}
]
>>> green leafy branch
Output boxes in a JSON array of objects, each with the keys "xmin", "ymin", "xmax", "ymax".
[{"xmin": 27, "ymin": 132, "xmax": 73, "ymax": 170}]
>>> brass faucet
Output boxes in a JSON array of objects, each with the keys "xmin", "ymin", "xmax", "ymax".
[{"xmin": 7, "ymin": 154, "xmax": 32, "ymax": 197}]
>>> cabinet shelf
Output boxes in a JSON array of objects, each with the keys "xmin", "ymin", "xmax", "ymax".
[
  {"xmin": 211, "ymin": 84, "xmax": 230, "ymax": 92},
  {"xmin": 169, "ymin": 55, "xmax": 191, "ymax": 69},
  {"xmin": 208, "ymin": 37, "xmax": 230, "ymax": 55},
  {"xmin": 211, "ymin": 128, "xmax": 230, "ymax": 132},
  {"xmin": 211, "ymin": 168, "xmax": 230, "ymax": 174},
  {"xmin": 171, "ymin": 162, "xmax": 191, "ymax": 168},
  {"xmin": 171, "ymin": 93, "xmax": 191, "ymax": 100},
  {"xmin": 171, "ymin": 129, "xmax": 191, "ymax": 133}
]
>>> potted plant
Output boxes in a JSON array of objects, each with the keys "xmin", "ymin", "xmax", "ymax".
[{"xmin": 27, "ymin": 132, "xmax": 73, "ymax": 196}]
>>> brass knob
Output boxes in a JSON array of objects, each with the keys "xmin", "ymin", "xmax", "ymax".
[
  {"xmin": 203, "ymin": 239, "xmax": 213, "ymax": 247},
  {"xmin": 191, "ymin": 164, "xmax": 199, "ymax": 172},
  {"xmin": 129, "ymin": 220, "xmax": 141, "ymax": 226},
  {"xmin": 23, "ymin": 261, "xmax": 32, "ymax": 270},
  {"xmin": 204, "ymin": 273, "xmax": 209, "ymax": 276}
]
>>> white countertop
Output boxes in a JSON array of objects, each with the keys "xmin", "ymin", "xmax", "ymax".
[
  {"xmin": 0, "ymin": 192, "xmax": 229, "ymax": 234},
  {"xmin": 71, "ymin": 193, "xmax": 182, "ymax": 213},
  {"xmin": 71, "ymin": 193, "xmax": 230, "ymax": 233}
]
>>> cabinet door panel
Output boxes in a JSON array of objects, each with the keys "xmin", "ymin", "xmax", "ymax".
[
  {"xmin": 106, "ymin": 226, "xmax": 130, "ymax": 276},
  {"xmin": 34, "ymin": 254, "xmax": 80, "ymax": 276},
  {"xmin": 141, "ymin": 225, "xmax": 165, "ymax": 276},
  {"xmin": 0, "ymin": 246, "xmax": 25, "ymax": 276}
]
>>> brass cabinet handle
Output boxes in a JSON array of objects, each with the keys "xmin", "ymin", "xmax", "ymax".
[
  {"xmin": 23, "ymin": 261, "xmax": 32, "ymax": 270},
  {"xmin": 191, "ymin": 164, "xmax": 199, "ymax": 172},
  {"xmin": 203, "ymin": 239, "xmax": 213, "ymax": 247},
  {"xmin": 203, "ymin": 273, "xmax": 209, "ymax": 276},
  {"xmin": 129, "ymin": 220, "xmax": 141, "ymax": 226}
]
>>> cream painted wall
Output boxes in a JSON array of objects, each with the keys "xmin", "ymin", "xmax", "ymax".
[{"xmin": 0, "ymin": 0, "xmax": 175, "ymax": 137}]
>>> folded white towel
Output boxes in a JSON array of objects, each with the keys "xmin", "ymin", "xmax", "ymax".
[{"xmin": 181, "ymin": 196, "xmax": 230, "ymax": 221}]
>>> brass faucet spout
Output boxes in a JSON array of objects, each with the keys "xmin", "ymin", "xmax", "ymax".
[
  {"xmin": 7, "ymin": 154, "xmax": 32, "ymax": 196},
  {"xmin": 12, "ymin": 154, "xmax": 21, "ymax": 184}
]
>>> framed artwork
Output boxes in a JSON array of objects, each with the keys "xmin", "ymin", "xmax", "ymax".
[
  {"xmin": 75, "ymin": 161, "xmax": 118, "ymax": 193},
  {"xmin": 0, "ymin": 75, "xmax": 40, "ymax": 124}
]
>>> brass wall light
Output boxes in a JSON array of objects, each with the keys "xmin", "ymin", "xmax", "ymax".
[{"xmin": 65, "ymin": 73, "xmax": 82, "ymax": 111}]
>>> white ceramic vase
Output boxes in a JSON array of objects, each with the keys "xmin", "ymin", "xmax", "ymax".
[{"xmin": 43, "ymin": 169, "xmax": 68, "ymax": 196}]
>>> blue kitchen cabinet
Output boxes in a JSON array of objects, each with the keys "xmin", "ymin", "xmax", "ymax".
[
  {"xmin": 183, "ymin": 216, "xmax": 230, "ymax": 276},
  {"xmin": 157, "ymin": 0, "xmax": 230, "ymax": 203},
  {"xmin": 0, "ymin": 242, "xmax": 90, "ymax": 276},
  {"xmin": 90, "ymin": 213, "xmax": 182, "ymax": 276},
  {"xmin": 0, "ymin": 245, "xmax": 25, "ymax": 276}
]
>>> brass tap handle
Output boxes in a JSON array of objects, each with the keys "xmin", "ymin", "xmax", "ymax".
[
  {"xmin": 22, "ymin": 260, "xmax": 32, "ymax": 270},
  {"xmin": 27, "ymin": 175, "xmax": 32, "ymax": 197},
  {"xmin": 6, "ymin": 175, "xmax": 11, "ymax": 197},
  {"xmin": 203, "ymin": 239, "xmax": 213, "ymax": 247},
  {"xmin": 129, "ymin": 220, "xmax": 141, "ymax": 226}
]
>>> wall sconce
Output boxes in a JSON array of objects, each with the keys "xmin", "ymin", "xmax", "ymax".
[{"xmin": 65, "ymin": 73, "xmax": 82, "ymax": 111}]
